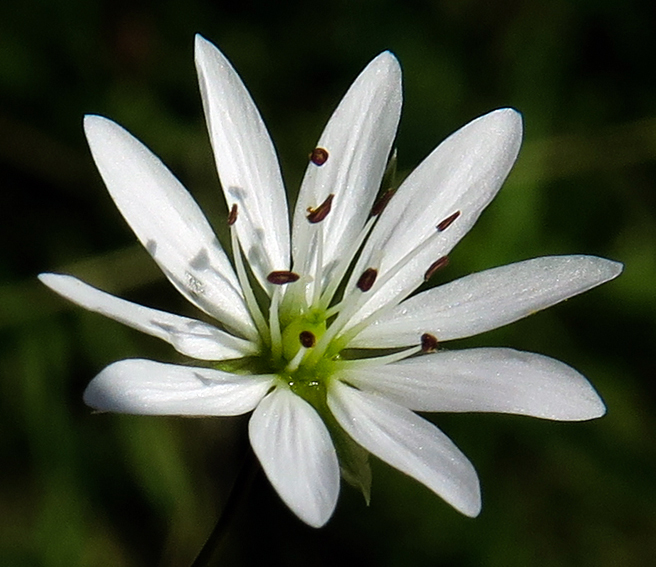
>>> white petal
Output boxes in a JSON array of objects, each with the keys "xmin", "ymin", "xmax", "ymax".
[
  {"xmin": 83, "ymin": 115, "xmax": 256, "ymax": 340},
  {"xmin": 328, "ymin": 381, "xmax": 480, "ymax": 517},
  {"xmin": 341, "ymin": 348, "xmax": 605, "ymax": 420},
  {"xmin": 344, "ymin": 109, "xmax": 523, "ymax": 332},
  {"xmin": 249, "ymin": 386, "xmax": 339, "ymax": 527},
  {"xmin": 351, "ymin": 255, "xmax": 623, "ymax": 347},
  {"xmin": 39, "ymin": 273, "xmax": 257, "ymax": 361},
  {"xmin": 195, "ymin": 35, "xmax": 290, "ymax": 288},
  {"xmin": 292, "ymin": 52, "xmax": 402, "ymax": 291},
  {"xmin": 83, "ymin": 359, "xmax": 274, "ymax": 416}
]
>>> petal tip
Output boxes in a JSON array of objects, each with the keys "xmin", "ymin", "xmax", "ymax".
[
  {"xmin": 495, "ymin": 107, "xmax": 523, "ymax": 132},
  {"xmin": 83, "ymin": 114, "xmax": 120, "ymax": 143},
  {"xmin": 82, "ymin": 375, "xmax": 108, "ymax": 411},
  {"xmin": 194, "ymin": 33, "xmax": 213, "ymax": 56},
  {"xmin": 301, "ymin": 509, "xmax": 333, "ymax": 529},
  {"xmin": 368, "ymin": 50, "xmax": 402, "ymax": 82},
  {"xmin": 82, "ymin": 360, "xmax": 134, "ymax": 413},
  {"xmin": 194, "ymin": 34, "xmax": 227, "ymax": 70},
  {"xmin": 608, "ymin": 259, "xmax": 624, "ymax": 279},
  {"xmin": 38, "ymin": 272, "xmax": 74, "ymax": 295},
  {"xmin": 375, "ymin": 49, "xmax": 400, "ymax": 67},
  {"xmin": 581, "ymin": 255, "xmax": 624, "ymax": 286},
  {"xmin": 83, "ymin": 113, "xmax": 106, "ymax": 129},
  {"xmin": 455, "ymin": 469, "xmax": 482, "ymax": 518},
  {"xmin": 579, "ymin": 392, "xmax": 607, "ymax": 421},
  {"xmin": 37, "ymin": 272, "xmax": 55, "ymax": 285},
  {"xmin": 82, "ymin": 360, "xmax": 138, "ymax": 413},
  {"xmin": 462, "ymin": 498, "xmax": 482, "ymax": 518}
]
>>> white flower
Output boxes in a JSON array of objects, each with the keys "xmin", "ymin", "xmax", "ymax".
[{"xmin": 39, "ymin": 35, "xmax": 622, "ymax": 528}]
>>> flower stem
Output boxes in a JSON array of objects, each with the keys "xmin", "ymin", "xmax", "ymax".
[{"xmin": 190, "ymin": 447, "xmax": 260, "ymax": 567}]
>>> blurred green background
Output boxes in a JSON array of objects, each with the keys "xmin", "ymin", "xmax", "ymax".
[{"xmin": 1, "ymin": 0, "xmax": 655, "ymax": 565}]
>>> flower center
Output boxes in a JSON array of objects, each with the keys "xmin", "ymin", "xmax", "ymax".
[
  {"xmin": 272, "ymin": 307, "xmax": 338, "ymax": 407},
  {"xmin": 224, "ymin": 181, "xmax": 461, "ymax": 408},
  {"xmin": 280, "ymin": 312, "xmax": 325, "ymax": 362}
]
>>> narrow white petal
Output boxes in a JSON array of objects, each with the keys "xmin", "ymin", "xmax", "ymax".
[
  {"xmin": 83, "ymin": 359, "xmax": 274, "ymax": 416},
  {"xmin": 292, "ymin": 52, "xmax": 402, "ymax": 290},
  {"xmin": 345, "ymin": 109, "xmax": 523, "ymax": 331},
  {"xmin": 328, "ymin": 381, "xmax": 481, "ymax": 517},
  {"xmin": 249, "ymin": 387, "xmax": 339, "ymax": 527},
  {"xmin": 39, "ymin": 273, "xmax": 257, "ymax": 361},
  {"xmin": 195, "ymin": 35, "xmax": 290, "ymax": 288},
  {"xmin": 342, "ymin": 348, "xmax": 605, "ymax": 420},
  {"xmin": 351, "ymin": 255, "xmax": 623, "ymax": 347},
  {"xmin": 83, "ymin": 115, "xmax": 256, "ymax": 340}
]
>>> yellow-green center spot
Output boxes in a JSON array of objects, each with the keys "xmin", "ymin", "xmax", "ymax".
[
  {"xmin": 278, "ymin": 309, "xmax": 338, "ymax": 406},
  {"xmin": 280, "ymin": 311, "xmax": 327, "ymax": 362}
]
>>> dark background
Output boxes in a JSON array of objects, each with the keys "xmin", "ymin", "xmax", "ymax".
[{"xmin": 1, "ymin": 0, "xmax": 655, "ymax": 565}]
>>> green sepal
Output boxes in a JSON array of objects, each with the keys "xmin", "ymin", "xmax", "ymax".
[
  {"xmin": 328, "ymin": 418, "xmax": 372, "ymax": 505},
  {"xmin": 213, "ymin": 356, "xmax": 268, "ymax": 375}
]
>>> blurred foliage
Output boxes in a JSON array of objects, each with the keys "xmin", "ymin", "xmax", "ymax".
[{"xmin": 1, "ymin": 0, "xmax": 655, "ymax": 565}]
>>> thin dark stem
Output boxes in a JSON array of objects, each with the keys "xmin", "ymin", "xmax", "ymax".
[{"xmin": 190, "ymin": 446, "xmax": 260, "ymax": 567}]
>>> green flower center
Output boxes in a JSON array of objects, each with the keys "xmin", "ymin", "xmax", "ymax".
[
  {"xmin": 280, "ymin": 312, "xmax": 326, "ymax": 363},
  {"xmin": 276, "ymin": 308, "xmax": 341, "ymax": 402},
  {"xmin": 222, "ymin": 184, "xmax": 450, "ymax": 408}
]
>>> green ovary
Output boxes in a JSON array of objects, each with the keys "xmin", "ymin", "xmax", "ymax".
[
  {"xmin": 280, "ymin": 311, "xmax": 326, "ymax": 362},
  {"xmin": 276, "ymin": 310, "xmax": 341, "ymax": 398}
]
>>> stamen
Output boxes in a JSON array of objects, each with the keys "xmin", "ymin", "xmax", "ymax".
[
  {"xmin": 371, "ymin": 188, "xmax": 396, "ymax": 217},
  {"xmin": 421, "ymin": 333, "xmax": 439, "ymax": 353},
  {"xmin": 307, "ymin": 194, "xmax": 334, "ymax": 224},
  {"xmin": 230, "ymin": 226, "xmax": 269, "ymax": 344},
  {"xmin": 303, "ymin": 290, "xmax": 361, "ymax": 368},
  {"xmin": 336, "ymin": 344, "xmax": 422, "ymax": 369},
  {"xmin": 310, "ymin": 147, "xmax": 329, "ymax": 166},
  {"xmin": 324, "ymin": 301, "xmax": 343, "ymax": 319},
  {"xmin": 267, "ymin": 271, "xmax": 300, "ymax": 285},
  {"xmin": 269, "ymin": 286, "xmax": 283, "ymax": 362},
  {"xmin": 227, "ymin": 203, "xmax": 238, "ymax": 226},
  {"xmin": 437, "ymin": 210, "xmax": 461, "ymax": 232},
  {"xmin": 356, "ymin": 268, "xmax": 378, "ymax": 292},
  {"xmin": 318, "ymin": 216, "xmax": 377, "ymax": 311},
  {"xmin": 299, "ymin": 330, "xmax": 316, "ymax": 348},
  {"xmin": 311, "ymin": 221, "xmax": 324, "ymax": 306},
  {"xmin": 280, "ymin": 224, "xmax": 313, "ymax": 317},
  {"xmin": 335, "ymin": 228, "xmax": 454, "ymax": 347},
  {"xmin": 424, "ymin": 256, "xmax": 449, "ymax": 281},
  {"xmin": 283, "ymin": 198, "xmax": 331, "ymax": 315},
  {"xmin": 304, "ymin": 262, "xmax": 382, "ymax": 368}
]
